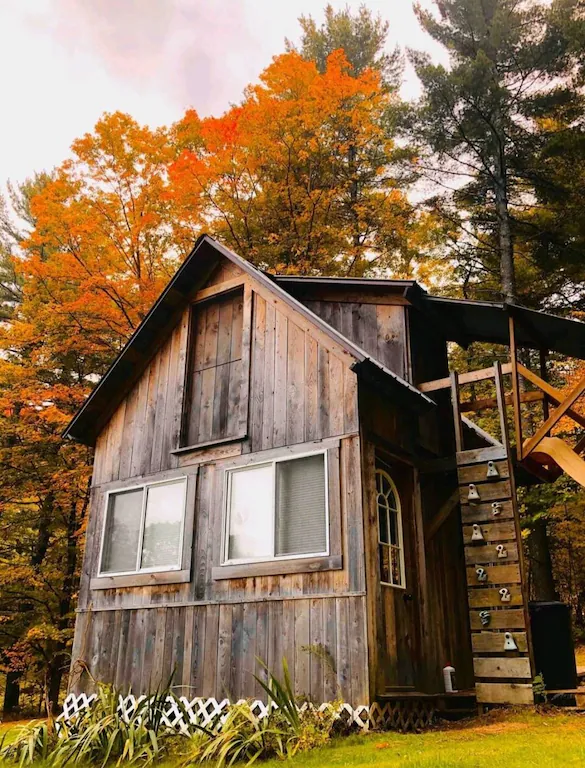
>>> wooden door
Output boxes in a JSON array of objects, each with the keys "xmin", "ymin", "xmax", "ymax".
[{"xmin": 375, "ymin": 453, "xmax": 422, "ymax": 691}]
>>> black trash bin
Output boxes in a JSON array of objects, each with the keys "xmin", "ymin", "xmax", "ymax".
[{"xmin": 529, "ymin": 601, "xmax": 577, "ymax": 690}]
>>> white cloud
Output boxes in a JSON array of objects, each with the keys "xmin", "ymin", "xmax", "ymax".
[{"xmin": 0, "ymin": 0, "xmax": 443, "ymax": 186}]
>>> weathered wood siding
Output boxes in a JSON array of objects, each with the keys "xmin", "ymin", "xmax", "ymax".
[
  {"xmin": 421, "ymin": 474, "xmax": 474, "ymax": 692},
  {"xmin": 304, "ymin": 301, "xmax": 409, "ymax": 379},
  {"xmin": 73, "ymin": 595, "xmax": 367, "ymax": 704},
  {"xmin": 73, "ymin": 261, "xmax": 369, "ymax": 705}
]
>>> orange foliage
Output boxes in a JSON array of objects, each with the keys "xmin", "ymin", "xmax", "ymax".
[{"xmin": 170, "ymin": 51, "xmax": 437, "ymax": 276}]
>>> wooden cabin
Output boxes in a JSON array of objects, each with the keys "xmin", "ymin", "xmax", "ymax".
[{"xmin": 65, "ymin": 234, "xmax": 585, "ymax": 710}]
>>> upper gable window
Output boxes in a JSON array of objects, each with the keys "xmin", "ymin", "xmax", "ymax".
[{"xmin": 183, "ymin": 289, "xmax": 248, "ymax": 448}]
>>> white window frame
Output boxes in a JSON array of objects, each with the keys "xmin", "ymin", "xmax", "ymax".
[
  {"xmin": 375, "ymin": 467, "xmax": 406, "ymax": 589},
  {"xmin": 222, "ymin": 450, "xmax": 329, "ymax": 566},
  {"xmin": 97, "ymin": 476, "xmax": 188, "ymax": 577}
]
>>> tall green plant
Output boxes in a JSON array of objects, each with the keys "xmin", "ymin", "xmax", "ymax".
[{"xmin": 0, "ymin": 680, "xmax": 186, "ymax": 767}]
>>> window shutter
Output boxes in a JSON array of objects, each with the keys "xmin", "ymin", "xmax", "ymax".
[{"xmin": 275, "ymin": 454, "xmax": 327, "ymax": 557}]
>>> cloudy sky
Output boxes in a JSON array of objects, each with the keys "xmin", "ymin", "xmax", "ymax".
[{"xmin": 1, "ymin": 0, "xmax": 443, "ymax": 185}]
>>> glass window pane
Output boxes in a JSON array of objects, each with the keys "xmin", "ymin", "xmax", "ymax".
[
  {"xmin": 141, "ymin": 480, "xmax": 185, "ymax": 570},
  {"xmin": 378, "ymin": 499, "xmax": 389, "ymax": 544},
  {"xmin": 275, "ymin": 454, "xmax": 327, "ymax": 557},
  {"xmin": 389, "ymin": 508, "xmax": 398, "ymax": 546},
  {"xmin": 379, "ymin": 544, "xmax": 391, "ymax": 584},
  {"xmin": 101, "ymin": 489, "xmax": 143, "ymax": 574},
  {"xmin": 391, "ymin": 546, "xmax": 402, "ymax": 585},
  {"xmin": 228, "ymin": 465, "xmax": 273, "ymax": 560}
]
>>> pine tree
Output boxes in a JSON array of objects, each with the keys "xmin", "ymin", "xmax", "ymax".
[
  {"xmin": 409, "ymin": 0, "xmax": 584, "ymax": 601},
  {"xmin": 287, "ymin": 3, "xmax": 402, "ymax": 86},
  {"xmin": 409, "ymin": 0, "xmax": 581, "ymax": 305}
]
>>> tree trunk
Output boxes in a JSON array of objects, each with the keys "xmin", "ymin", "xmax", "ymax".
[
  {"xmin": 47, "ymin": 661, "xmax": 64, "ymax": 715},
  {"xmin": 3, "ymin": 671, "xmax": 21, "ymax": 717},
  {"xmin": 492, "ymin": 138, "xmax": 516, "ymax": 304},
  {"xmin": 527, "ymin": 517, "xmax": 558, "ymax": 601}
]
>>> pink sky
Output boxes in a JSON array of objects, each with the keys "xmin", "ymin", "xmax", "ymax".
[{"xmin": 0, "ymin": 0, "xmax": 442, "ymax": 185}]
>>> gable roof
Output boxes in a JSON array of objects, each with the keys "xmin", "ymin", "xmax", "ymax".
[{"xmin": 64, "ymin": 235, "xmax": 434, "ymax": 446}]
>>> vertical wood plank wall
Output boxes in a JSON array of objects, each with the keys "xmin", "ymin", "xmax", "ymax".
[
  {"xmin": 304, "ymin": 301, "xmax": 408, "ymax": 380},
  {"xmin": 73, "ymin": 264, "xmax": 372, "ymax": 705}
]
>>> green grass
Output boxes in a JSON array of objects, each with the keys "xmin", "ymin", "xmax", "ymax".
[
  {"xmin": 256, "ymin": 709, "xmax": 585, "ymax": 768},
  {"xmin": 1, "ymin": 709, "xmax": 584, "ymax": 766}
]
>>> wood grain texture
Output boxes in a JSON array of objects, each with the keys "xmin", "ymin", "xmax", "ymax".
[
  {"xmin": 467, "ymin": 587, "xmax": 524, "ymax": 608},
  {"xmin": 464, "ymin": 543, "xmax": 519, "ymax": 565},
  {"xmin": 459, "ymin": 480, "xmax": 512, "ymax": 505},
  {"xmin": 476, "ymin": 682, "xmax": 533, "ymax": 704},
  {"xmin": 469, "ymin": 608, "xmax": 526, "ymax": 630},
  {"xmin": 457, "ymin": 460, "xmax": 510, "ymax": 484},
  {"xmin": 463, "ymin": 521, "xmax": 517, "ymax": 544},
  {"xmin": 473, "ymin": 657, "xmax": 532, "ymax": 679},
  {"xmin": 304, "ymin": 301, "xmax": 408, "ymax": 378},
  {"xmin": 465, "ymin": 564, "xmax": 521, "ymax": 585},
  {"xmin": 471, "ymin": 631, "xmax": 528, "ymax": 653},
  {"xmin": 461, "ymin": 499, "xmax": 515, "ymax": 523}
]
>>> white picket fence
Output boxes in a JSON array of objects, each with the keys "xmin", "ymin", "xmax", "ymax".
[{"xmin": 57, "ymin": 692, "xmax": 434, "ymax": 733}]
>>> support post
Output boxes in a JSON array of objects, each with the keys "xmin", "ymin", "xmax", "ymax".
[
  {"xmin": 539, "ymin": 349, "xmax": 549, "ymax": 421},
  {"xmin": 509, "ymin": 316, "xmax": 523, "ymax": 460},
  {"xmin": 450, "ymin": 371, "xmax": 463, "ymax": 453}
]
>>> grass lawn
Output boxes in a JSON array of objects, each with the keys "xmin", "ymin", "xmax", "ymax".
[
  {"xmin": 1, "ymin": 709, "xmax": 584, "ymax": 766},
  {"xmin": 257, "ymin": 709, "xmax": 585, "ymax": 768}
]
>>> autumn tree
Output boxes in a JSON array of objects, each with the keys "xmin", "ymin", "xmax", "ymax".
[
  {"xmin": 0, "ymin": 112, "xmax": 194, "ymax": 712},
  {"xmin": 171, "ymin": 50, "xmax": 440, "ymax": 278}
]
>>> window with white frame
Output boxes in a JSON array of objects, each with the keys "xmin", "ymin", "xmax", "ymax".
[
  {"xmin": 223, "ymin": 452, "xmax": 328, "ymax": 564},
  {"xmin": 99, "ymin": 478, "xmax": 187, "ymax": 576},
  {"xmin": 376, "ymin": 467, "xmax": 405, "ymax": 588}
]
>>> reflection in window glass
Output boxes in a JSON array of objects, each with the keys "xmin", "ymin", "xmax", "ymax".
[
  {"xmin": 225, "ymin": 453, "xmax": 329, "ymax": 564},
  {"xmin": 141, "ymin": 481, "xmax": 185, "ymax": 569},
  {"xmin": 99, "ymin": 479, "xmax": 186, "ymax": 575},
  {"xmin": 100, "ymin": 489, "xmax": 143, "ymax": 573},
  {"xmin": 227, "ymin": 464, "xmax": 273, "ymax": 560}
]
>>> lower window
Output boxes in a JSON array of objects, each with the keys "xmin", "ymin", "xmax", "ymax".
[
  {"xmin": 224, "ymin": 452, "xmax": 328, "ymax": 564},
  {"xmin": 99, "ymin": 478, "xmax": 187, "ymax": 576},
  {"xmin": 376, "ymin": 466, "xmax": 405, "ymax": 588}
]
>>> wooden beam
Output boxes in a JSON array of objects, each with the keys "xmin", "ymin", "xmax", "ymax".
[
  {"xmin": 419, "ymin": 363, "xmax": 512, "ymax": 393},
  {"xmin": 517, "ymin": 363, "xmax": 585, "ymax": 431},
  {"xmin": 460, "ymin": 389, "xmax": 543, "ymax": 413},
  {"xmin": 523, "ymin": 375, "xmax": 585, "ymax": 457},
  {"xmin": 425, "ymin": 490, "xmax": 459, "ymax": 543},
  {"xmin": 193, "ymin": 276, "xmax": 246, "ymax": 303}
]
